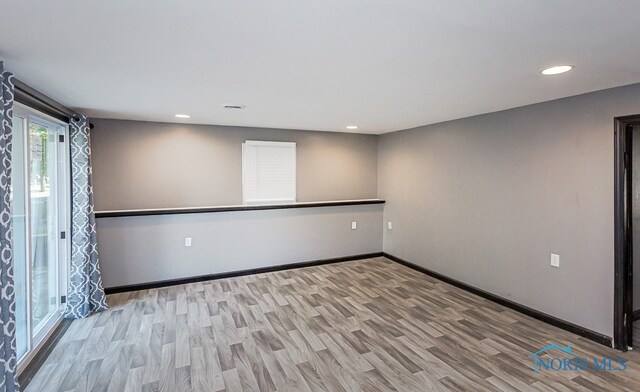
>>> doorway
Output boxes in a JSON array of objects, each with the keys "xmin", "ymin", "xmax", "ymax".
[
  {"xmin": 614, "ymin": 115, "xmax": 640, "ymax": 351},
  {"xmin": 11, "ymin": 103, "xmax": 70, "ymax": 371}
]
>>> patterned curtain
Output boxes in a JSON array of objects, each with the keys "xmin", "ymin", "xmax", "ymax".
[
  {"xmin": 64, "ymin": 115, "xmax": 108, "ymax": 319},
  {"xmin": 0, "ymin": 62, "xmax": 19, "ymax": 392}
]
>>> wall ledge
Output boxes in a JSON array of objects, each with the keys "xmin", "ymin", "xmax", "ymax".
[{"xmin": 95, "ymin": 199, "xmax": 385, "ymax": 218}]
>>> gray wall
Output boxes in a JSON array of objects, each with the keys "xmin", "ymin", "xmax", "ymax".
[
  {"xmin": 98, "ymin": 204, "xmax": 383, "ymax": 288},
  {"xmin": 91, "ymin": 119, "xmax": 382, "ymax": 288},
  {"xmin": 92, "ymin": 84, "xmax": 640, "ymax": 336},
  {"xmin": 378, "ymin": 83, "xmax": 640, "ymax": 337},
  {"xmin": 91, "ymin": 119, "xmax": 379, "ymax": 211}
]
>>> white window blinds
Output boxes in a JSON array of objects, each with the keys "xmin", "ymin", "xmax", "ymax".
[{"xmin": 242, "ymin": 141, "xmax": 296, "ymax": 204}]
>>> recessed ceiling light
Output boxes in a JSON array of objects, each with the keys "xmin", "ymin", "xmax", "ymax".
[
  {"xmin": 541, "ymin": 65, "xmax": 574, "ymax": 75},
  {"xmin": 346, "ymin": 125, "xmax": 358, "ymax": 129},
  {"xmin": 175, "ymin": 114, "xmax": 190, "ymax": 118}
]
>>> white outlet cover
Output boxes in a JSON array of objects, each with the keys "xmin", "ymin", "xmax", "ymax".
[
  {"xmin": 185, "ymin": 237, "xmax": 192, "ymax": 247},
  {"xmin": 388, "ymin": 222, "xmax": 393, "ymax": 230},
  {"xmin": 351, "ymin": 222, "xmax": 357, "ymax": 230},
  {"xmin": 550, "ymin": 253, "xmax": 560, "ymax": 268}
]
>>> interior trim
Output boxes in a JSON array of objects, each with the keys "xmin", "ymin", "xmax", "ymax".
[
  {"xmin": 104, "ymin": 252, "xmax": 384, "ymax": 294},
  {"xmin": 95, "ymin": 199, "xmax": 385, "ymax": 218},
  {"xmin": 613, "ymin": 115, "xmax": 640, "ymax": 351},
  {"xmin": 382, "ymin": 252, "xmax": 613, "ymax": 348}
]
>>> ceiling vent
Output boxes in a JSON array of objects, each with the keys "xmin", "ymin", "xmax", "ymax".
[{"xmin": 223, "ymin": 104, "xmax": 246, "ymax": 109}]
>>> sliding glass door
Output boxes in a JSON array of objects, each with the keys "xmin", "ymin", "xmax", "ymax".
[{"xmin": 11, "ymin": 103, "xmax": 69, "ymax": 368}]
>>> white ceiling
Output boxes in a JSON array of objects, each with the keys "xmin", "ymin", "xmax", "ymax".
[{"xmin": 1, "ymin": 1, "xmax": 639, "ymax": 134}]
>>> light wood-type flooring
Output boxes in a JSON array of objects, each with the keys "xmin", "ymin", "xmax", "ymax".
[{"xmin": 26, "ymin": 257, "xmax": 640, "ymax": 391}]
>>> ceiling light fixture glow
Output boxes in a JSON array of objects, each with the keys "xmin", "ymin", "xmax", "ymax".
[
  {"xmin": 175, "ymin": 114, "xmax": 190, "ymax": 118},
  {"xmin": 541, "ymin": 65, "xmax": 574, "ymax": 75},
  {"xmin": 346, "ymin": 125, "xmax": 358, "ymax": 129}
]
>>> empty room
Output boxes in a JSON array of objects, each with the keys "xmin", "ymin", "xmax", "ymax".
[{"xmin": 2, "ymin": 1, "xmax": 640, "ymax": 391}]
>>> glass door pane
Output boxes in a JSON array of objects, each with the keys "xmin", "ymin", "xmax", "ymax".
[
  {"xmin": 29, "ymin": 121, "xmax": 59, "ymax": 335},
  {"xmin": 12, "ymin": 104, "xmax": 68, "ymax": 371},
  {"xmin": 11, "ymin": 115, "xmax": 28, "ymax": 360}
]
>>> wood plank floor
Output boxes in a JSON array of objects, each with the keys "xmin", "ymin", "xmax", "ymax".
[{"xmin": 26, "ymin": 257, "xmax": 640, "ymax": 391}]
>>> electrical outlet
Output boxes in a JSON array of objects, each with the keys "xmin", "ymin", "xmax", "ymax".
[
  {"xmin": 388, "ymin": 221, "xmax": 393, "ymax": 230},
  {"xmin": 550, "ymin": 253, "xmax": 560, "ymax": 268},
  {"xmin": 351, "ymin": 222, "xmax": 357, "ymax": 230},
  {"xmin": 185, "ymin": 237, "xmax": 192, "ymax": 247}
]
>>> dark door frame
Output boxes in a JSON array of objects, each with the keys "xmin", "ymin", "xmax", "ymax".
[{"xmin": 614, "ymin": 114, "xmax": 640, "ymax": 351}]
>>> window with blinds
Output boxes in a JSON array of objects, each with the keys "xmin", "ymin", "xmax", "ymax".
[{"xmin": 242, "ymin": 141, "xmax": 297, "ymax": 204}]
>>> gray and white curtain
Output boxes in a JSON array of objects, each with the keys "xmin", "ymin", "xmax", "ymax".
[
  {"xmin": 0, "ymin": 62, "xmax": 19, "ymax": 392},
  {"xmin": 64, "ymin": 115, "xmax": 108, "ymax": 319}
]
